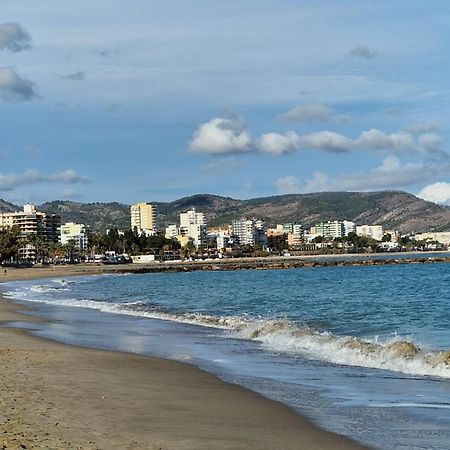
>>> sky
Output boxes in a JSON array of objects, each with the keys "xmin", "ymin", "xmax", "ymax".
[{"xmin": 2, "ymin": 1, "xmax": 450, "ymax": 205}]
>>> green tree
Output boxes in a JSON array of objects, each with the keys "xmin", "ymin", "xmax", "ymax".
[{"xmin": 0, "ymin": 227, "xmax": 20, "ymax": 263}]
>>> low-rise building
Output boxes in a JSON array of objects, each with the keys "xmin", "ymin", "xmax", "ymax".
[
  {"xmin": 216, "ymin": 233, "xmax": 230, "ymax": 251},
  {"xmin": 165, "ymin": 224, "xmax": 178, "ymax": 240},
  {"xmin": 413, "ymin": 232, "xmax": 450, "ymax": 246},
  {"xmin": 287, "ymin": 232, "xmax": 303, "ymax": 247},
  {"xmin": 266, "ymin": 228, "xmax": 287, "ymax": 251}
]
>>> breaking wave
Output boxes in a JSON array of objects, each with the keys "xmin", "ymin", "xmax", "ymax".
[{"xmin": 4, "ymin": 284, "xmax": 450, "ymax": 379}]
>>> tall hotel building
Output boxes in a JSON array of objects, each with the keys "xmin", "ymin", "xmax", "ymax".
[{"xmin": 130, "ymin": 202, "xmax": 158, "ymax": 234}]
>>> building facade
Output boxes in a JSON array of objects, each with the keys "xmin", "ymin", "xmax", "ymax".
[
  {"xmin": 0, "ymin": 204, "xmax": 61, "ymax": 242},
  {"xmin": 130, "ymin": 202, "xmax": 157, "ymax": 234},
  {"xmin": 0, "ymin": 204, "xmax": 61, "ymax": 260},
  {"xmin": 60, "ymin": 222, "xmax": 89, "ymax": 250},
  {"xmin": 179, "ymin": 208, "xmax": 207, "ymax": 247},
  {"xmin": 413, "ymin": 232, "xmax": 450, "ymax": 246},
  {"xmin": 356, "ymin": 225, "xmax": 384, "ymax": 241},
  {"xmin": 232, "ymin": 218, "xmax": 266, "ymax": 247},
  {"xmin": 313, "ymin": 221, "xmax": 344, "ymax": 239}
]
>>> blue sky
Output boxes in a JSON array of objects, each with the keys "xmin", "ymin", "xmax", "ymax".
[{"xmin": 2, "ymin": 1, "xmax": 450, "ymax": 205}]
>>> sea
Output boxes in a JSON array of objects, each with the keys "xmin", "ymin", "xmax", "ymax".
[{"xmin": 2, "ymin": 261, "xmax": 450, "ymax": 449}]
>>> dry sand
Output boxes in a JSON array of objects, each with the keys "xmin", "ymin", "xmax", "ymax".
[{"xmin": 0, "ymin": 265, "xmax": 369, "ymax": 449}]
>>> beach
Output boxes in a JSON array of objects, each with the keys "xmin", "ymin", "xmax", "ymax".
[{"xmin": 0, "ymin": 265, "xmax": 368, "ymax": 450}]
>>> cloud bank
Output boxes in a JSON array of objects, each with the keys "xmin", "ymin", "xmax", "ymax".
[
  {"xmin": 0, "ymin": 66, "xmax": 36, "ymax": 101},
  {"xmin": 276, "ymin": 154, "xmax": 450, "ymax": 196},
  {"xmin": 0, "ymin": 23, "xmax": 32, "ymax": 53},
  {"xmin": 0, "ymin": 169, "xmax": 89, "ymax": 192},
  {"xmin": 189, "ymin": 115, "xmax": 443, "ymax": 157}
]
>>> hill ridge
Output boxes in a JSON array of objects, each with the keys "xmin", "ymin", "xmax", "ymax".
[{"xmin": 1, "ymin": 191, "xmax": 449, "ymax": 234}]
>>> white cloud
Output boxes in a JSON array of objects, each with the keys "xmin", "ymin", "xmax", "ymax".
[
  {"xmin": 355, "ymin": 129, "xmax": 415, "ymax": 151},
  {"xmin": 0, "ymin": 169, "xmax": 89, "ymax": 192},
  {"xmin": 0, "ymin": 66, "xmax": 36, "ymax": 101},
  {"xmin": 417, "ymin": 133, "xmax": 443, "ymax": 152},
  {"xmin": 189, "ymin": 115, "xmax": 446, "ymax": 158},
  {"xmin": 301, "ymin": 131, "xmax": 354, "ymax": 153},
  {"xmin": 297, "ymin": 156, "xmax": 447, "ymax": 194},
  {"xmin": 417, "ymin": 182, "xmax": 450, "ymax": 204},
  {"xmin": 258, "ymin": 129, "xmax": 416, "ymax": 155},
  {"xmin": 275, "ymin": 176, "xmax": 300, "ymax": 194},
  {"xmin": 258, "ymin": 131, "xmax": 300, "ymax": 155},
  {"xmin": 0, "ymin": 23, "xmax": 32, "ymax": 53},
  {"xmin": 350, "ymin": 46, "xmax": 378, "ymax": 59},
  {"xmin": 332, "ymin": 156, "xmax": 438, "ymax": 191},
  {"xmin": 189, "ymin": 116, "xmax": 252, "ymax": 155}
]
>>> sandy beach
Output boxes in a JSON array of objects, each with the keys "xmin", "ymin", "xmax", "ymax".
[{"xmin": 0, "ymin": 265, "xmax": 369, "ymax": 449}]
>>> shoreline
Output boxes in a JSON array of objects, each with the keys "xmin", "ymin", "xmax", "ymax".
[
  {"xmin": 2, "ymin": 249, "xmax": 448, "ymax": 281},
  {"xmin": 0, "ymin": 266, "xmax": 369, "ymax": 449}
]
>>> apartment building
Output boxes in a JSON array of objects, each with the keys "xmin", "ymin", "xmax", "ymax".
[
  {"xmin": 232, "ymin": 218, "xmax": 266, "ymax": 247},
  {"xmin": 0, "ymin": 204, "xmax": 61, "ymax": 242},
  {"xmin": 60, "ymin": 222, "xmax": 89, "ymax": 250},
  {"xmin": 130, "ymin": 202, "xmax": 158, "ymax": 234},
  {"xmin": 179, "ymin": 208, "xmax": 207, "ymax": 247},
  {"xmin": 356, "ymin": 225, "xmax": 384, "ymax": 241}
]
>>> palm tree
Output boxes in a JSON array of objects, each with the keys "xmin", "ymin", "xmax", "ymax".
[{"xmin": 0, "ymin": 226, "xmax": 20, "ymax": 263}]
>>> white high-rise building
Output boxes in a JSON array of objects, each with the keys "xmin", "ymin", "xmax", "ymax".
[
  {"xmin": 180, "ymin": 208, "xmax": 205, "ymax": 228},
  {"xmin": 343, "ymin": 220, "xmax": 356, "ymax": 236},
  {"xmin": 314, "ymin": 221, "xmax": 344, "ymax": 239},
  {"xmin": 179, "ymin": 208, "xmax": 207, "ymax": 247},
  {"xmin": 232, "ymin": 218, "xmax": 266, "ymax": 247}
]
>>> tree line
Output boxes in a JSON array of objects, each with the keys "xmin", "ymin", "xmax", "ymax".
[{"xmin": 0, "ymin": 227, "xmax": 181, "ymax": 264}]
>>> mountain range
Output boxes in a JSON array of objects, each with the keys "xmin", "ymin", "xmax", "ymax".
[{"xmin": 1, "ymin": 191, "xmax": 450, "ymax": 234}]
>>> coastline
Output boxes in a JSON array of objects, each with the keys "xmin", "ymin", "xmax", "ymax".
[
  {"xmin": 0, "ymin": 266, "xmax": 369, "ymax": 449},
  {"xmin": 1, "ymin": 249, "xmax": 447, "ymax": 281}
]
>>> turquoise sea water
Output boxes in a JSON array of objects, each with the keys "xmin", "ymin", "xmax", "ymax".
[{"xmin": 2, "ymin": 263, "xmax": 450, "ymax": 449}]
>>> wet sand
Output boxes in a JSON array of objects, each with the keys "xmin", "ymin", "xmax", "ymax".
[{"xmin": 0, "ymin": 265, "xmax": 369, "ymax": 449}]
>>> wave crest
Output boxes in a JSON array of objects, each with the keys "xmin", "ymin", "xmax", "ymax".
[{"xmin": 5, "ymin": 285, "xmax": 450, "ymax": 379}]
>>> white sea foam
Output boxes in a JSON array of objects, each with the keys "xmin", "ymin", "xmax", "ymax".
[
  {"xmin": 5, "ymin": 283, "xmax": 450, "ymax": 379},
  {"xmin": 369, "ymin": 402, "xmax": 450, "ymax": 409}
]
